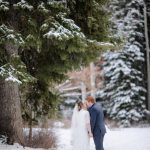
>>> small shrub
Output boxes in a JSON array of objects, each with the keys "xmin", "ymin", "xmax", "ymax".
[{"xmin": 24, "ymin": 128, "xmax": 57, "ymax": 149}]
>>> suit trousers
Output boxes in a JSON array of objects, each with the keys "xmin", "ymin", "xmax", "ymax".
[{"xmin": 93, "ymin": 133, "xmax": 105, "ymax": 150}]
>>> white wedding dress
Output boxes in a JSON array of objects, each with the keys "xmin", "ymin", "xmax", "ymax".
[{"xmin": 71, "ymin": 105, "xmax": 91, "ymax": 150}]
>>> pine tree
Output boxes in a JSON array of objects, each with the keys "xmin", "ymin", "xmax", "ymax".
[
  {"xmin": 98, "ymin": 0, "xmax": 147, "ymax": 126},
  {"xmin": 0, "ymin": 0, "xmax": 110, "ymax": 143},
  {"xmin": 0, "ymin": 0, "xmax": 27, "ymax": 144},
  {"xmin": 67, "ymin": 0, "xmax": 109, "ymax": 41}
]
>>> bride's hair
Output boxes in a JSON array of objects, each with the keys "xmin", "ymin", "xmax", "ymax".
[{"xmin": 76, "ymin": 100, "xmax": 83, "ymax": 111}]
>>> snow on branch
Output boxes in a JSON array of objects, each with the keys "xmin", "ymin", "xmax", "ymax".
[
  {"xmin": 13, "ymin": 0, "xmax": 33, "ymax": 11},
  {"xmin": 43, "ymin": 23, "xmax": 73, "ymax": 41},
  {"xmin": 0, "ymin": 63, "xmax": 35, "ymax": 84},
  {"xmin": 0, "ymin": 64, "xmax": 22, "ymax": 84},
  {"xmin": 0, "ymin": 24, "xmax": 24, "ymax": 45},
  {"xmin": 0, "ymin": 0, "xmax": 9, "ymax": 11},
  {"xmin": 87, "ymin": 40, "xmax": 114, "ymax": 50},
  {"xmin": 37, "ymin": 2, "xmax": 49, "ymax": 13},
  {"xmin": 43, "ymin": 14, "xmax": 85, "ymax": 41}
]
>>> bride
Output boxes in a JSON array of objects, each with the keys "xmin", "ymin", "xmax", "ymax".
[{"xmin": 71, "ymin": 100, "xmax": 93, "ymax": 150}]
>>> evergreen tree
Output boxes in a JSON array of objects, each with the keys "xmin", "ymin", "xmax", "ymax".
[
  {"xmin": 0, "ymin": 0, "xmax": 110, "ymax": 143},
  {"xmin": 67, "ymin": 0, "xmax": 109, "ymax": 41},
  {"xmin": 98, "ymin": 0, "xmax": 147, "ymax": 126}
]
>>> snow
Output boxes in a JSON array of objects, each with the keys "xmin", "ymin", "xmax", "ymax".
[
  {"xmin": 55, "ymin": 127, "xmax": 150, "ymax": 150},
  {"xmin": 97, "ymin": 42, "xmax": 114, "ymax": 47},
  {"xmin": 0, "ymin": 24, "xmax": 24, "ymax": 45},
  {"xmin": 1, "ymin": 126, "xmax": 150, "ymax": 150},
  {"xmin": 0, "ymin": 0, "xmax": 9, "ymax": 11},
  {"xmin": 43, "ymin": 24, "xmax": 73, "ymax": 41},
  {"xmin": 53, "ymin": 122, "xmax": 64, "ymax": 128},
  {"xmin": 37, "ymin": 2, "xmax": 49, "ymax": 13},
  {"xmin": 42, "ymin": 12, "xmax": 85, "ymax": 41},
  {"xmin": 61, "ymin": 17, "xmax": 80, "ymax": 31},
  {"xmin": 0, "ymin": 64, "xmax": 22, "ymax": 84},
  {"xmin": 13, "ymin": 0, "xmax": 33, "ymax": 11},
  {"xmin": 0, "ymin": 63, "xmax": 34, "ymax": 84},
  {"xmin": 43, "ymin": 15, "xmax": 85, "ymax": 41},
  {"xmin": 87, "ymin": 40, "xmax": 114, "ymax": 49},
  {"xmin": 5, "ymin": 76, "xmax": 22, "ymax": 84},
  {"xmin": 0, "ymin": 143, "xmax": 43, "ymax": 150}
]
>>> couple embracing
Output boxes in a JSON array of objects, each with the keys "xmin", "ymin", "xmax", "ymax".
[{"xmin": 71, "ymin": 96, "xmax": 106, "ymax": 150}]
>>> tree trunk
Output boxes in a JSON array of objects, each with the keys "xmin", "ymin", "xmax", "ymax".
[
  {"xmin": 0, "ymin": 43, "xmax": 24, "ymax": 145},
  {"xmin": 29, "ymin": 118, "xmax": 32, "ymax": 146},
  {"xmin": 0, "ymin": 80, "xmax": 24, "ymax": 144},
  {"xmin": 81, "ymin": 82, "xmax": 86, "ymax": 101},
  {"xmin": 90, "ymin": 62, "xmax": 96, "ymax": 98},
  {"xmin": 144, "ymin": 2, "xmax": 150, "ymax": 110}
]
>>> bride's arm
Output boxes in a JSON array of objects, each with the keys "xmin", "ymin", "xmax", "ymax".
[{"xmin": 86, "ymin": 112, "xmax": 93, "ymax": 137}]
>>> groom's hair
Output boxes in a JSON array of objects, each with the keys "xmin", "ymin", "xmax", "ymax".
[{"xmin": 86, "ymin": 96, "xmax": 96, "ymax": 104}]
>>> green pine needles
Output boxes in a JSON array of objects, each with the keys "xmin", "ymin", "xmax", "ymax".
[{"xmin": 0, "ymin": 0, "xmax": 109, "ymax": 121}]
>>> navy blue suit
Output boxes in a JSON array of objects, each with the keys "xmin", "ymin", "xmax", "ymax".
[{"xmin": 88, "ymin": 103, "xmax": 106, "ymax": 150}]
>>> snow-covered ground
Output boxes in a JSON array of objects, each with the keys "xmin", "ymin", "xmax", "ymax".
[
  {"xmin": 55, "ymin": 126, "xmax": 150, "ymax": 150},
  {"xmin": 0, "ymin": 126, "xmax": 150, "ymax": 150},
  {"xmin": 0, "ymin": 143, "xmax": 43, "ymax": 150}
]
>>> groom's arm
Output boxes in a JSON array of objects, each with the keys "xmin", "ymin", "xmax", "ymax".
[{"xmin": 90, "ymin": 109, "xmax": 97, "ymax": 133}]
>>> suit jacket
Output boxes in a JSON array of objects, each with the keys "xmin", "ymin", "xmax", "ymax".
[{"xmin": 88, "ymin": 103, "xmax": 106, "ymax": 136}]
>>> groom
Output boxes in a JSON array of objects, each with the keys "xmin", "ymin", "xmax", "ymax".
[{"xmin": 86, "ymin": 96, "xmax": 106, "ymax": 150}]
